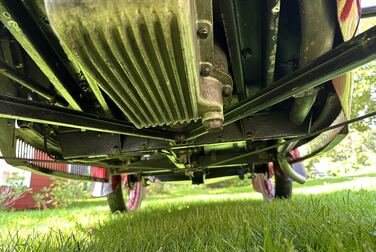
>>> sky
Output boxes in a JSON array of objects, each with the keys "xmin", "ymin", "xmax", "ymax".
[{"xmin": 362, "ymin": 0, "xmax": 376, "ymax": 8}]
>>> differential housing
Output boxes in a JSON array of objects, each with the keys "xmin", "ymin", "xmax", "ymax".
[{"xmin": 46, "ymin": 0, "xmax": 230, "ymax": 130}]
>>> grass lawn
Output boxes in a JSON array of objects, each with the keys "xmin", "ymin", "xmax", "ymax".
[{"xmin": 0, "ymin": 173, "xmax": 375, "ymax": 251}]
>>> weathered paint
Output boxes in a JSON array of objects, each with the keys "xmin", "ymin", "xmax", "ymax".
[
  {"xmin": 333, "ymin": 0, "xmax": 361, "ymax": 118},
  {"xmin": 46, "ymin": 0, "xmax": 225, "ymax": 129},
  {"xmin": 12, "ymin": 173, "xmax": 53, "ymax": 210}
]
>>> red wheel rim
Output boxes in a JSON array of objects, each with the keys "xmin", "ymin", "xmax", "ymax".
[
  {"xmin": 126, "ymin": 181, "xmax": 143, "ymax": 211},
  {"xmin": 252, "ymin": 173, "xmax": 275, "ymax": 201}
]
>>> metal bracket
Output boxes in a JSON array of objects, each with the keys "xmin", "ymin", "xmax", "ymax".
[{"xmin": 188, "ymin": 25, "xmax": 376, "ymax": 139}]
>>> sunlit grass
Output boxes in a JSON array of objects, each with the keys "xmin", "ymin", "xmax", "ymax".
[{"xmin": 0, "ymin": 173, "xmax": 375, "ymax": 251}]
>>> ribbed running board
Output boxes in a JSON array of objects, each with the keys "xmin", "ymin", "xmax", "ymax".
[{"xmin": 15, "ymin": 139, "xmax": 107, "ymax": 181}]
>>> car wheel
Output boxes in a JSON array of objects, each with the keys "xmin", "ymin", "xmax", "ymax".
[
  {"xmin": 251, "ymin": 163, "xmax": 275, "ymax": 201},
  {"xmin": 107, "ymin": 175, "xmax": 145, "ymax": 213},
  {"xmin": 126, "ymin": 181, "xmax": 144, "ymax": 211},
  {"xmin": 107, "ymin": 175, "xmax": 127, "ymax": 213},
  {"xmin": 253, "ymin": 172, "xmax": 275, "ymax": 201},
  {"xmin": 274, "ymin": 163, "xmax": 293, "ymax": 199}
]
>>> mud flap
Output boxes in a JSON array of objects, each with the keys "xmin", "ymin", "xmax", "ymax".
[{"xmin": 91, "ymin": 181, "xmax": 113, "ymax": 197}]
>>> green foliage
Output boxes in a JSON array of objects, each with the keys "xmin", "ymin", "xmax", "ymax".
[
  {"xmin": 352, "ymin": 17, "xmax": 376, "ymax": 132},
  {"xmin": 305, "ymin": 130, "xmax": 376, "ymax": 177},
  {"xmin": 351, "ymin": 61, "xmax": 376, "ymax": 132},
  {"xmin": 32, "ymin": 191, "xmax": 47, "ymax": 210},
  {"xmin": 32, "ymin": 178, "xmax": 87, "ymax": 209},
  {"xmin": 306, "ymin": 59, "xmax": 376, "ymax": 174},
  {"xmin": 0, "ymin": 174, "xmax": 31, "ymax": 210},
  {"xmin": 146, "ymin": 182, "xmax": 171, "ymax": 195}
]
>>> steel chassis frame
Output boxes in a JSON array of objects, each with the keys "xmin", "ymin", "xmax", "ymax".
[{"xmin": 0, "ymin": 26, "xmax": 375, "ymax": 144}]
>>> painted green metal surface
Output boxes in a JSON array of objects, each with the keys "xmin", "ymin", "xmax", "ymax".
[
  {"xmin": 46, "ymin": 0, "xmax": 225, "ymax": 129},
  {"xmin": 0, "ymin": 1, "xmax": 83, "ymax": 111}
]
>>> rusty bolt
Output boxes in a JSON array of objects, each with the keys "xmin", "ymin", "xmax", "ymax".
[
  {"xmin": 222, "ymin": 85, "xmax": 233, "ymax": 97},
  {"xmin": 204, "ymin": 119, "xmax": 223, "ymax": 133},
  {"xmin": 197, "ymin": 28, "xmax": 209, "ymax": 39}
]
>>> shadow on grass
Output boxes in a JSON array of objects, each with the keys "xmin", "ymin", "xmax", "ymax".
[
  {"xmin": 68, "ymin": 198, "xmax": 108, "ymax": 209},
  {"xmin": 70, "ymin": 173, "xmax": 376, "ymax": 210},
  {"xmin": 82, "ymin": 188, "xmax": 376, "ymax": 251},
  {"xmin": 1, "ymin": 174, "xmax": 375, "ymax": 251}
]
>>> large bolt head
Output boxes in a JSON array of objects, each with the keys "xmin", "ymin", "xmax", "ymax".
[{"xmin": 204, "ymin": 119, "xmax": 223, "ymax": 133}]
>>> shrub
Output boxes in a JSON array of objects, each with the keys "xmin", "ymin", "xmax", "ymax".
[
  {"xmin": 0, "ymin": 174, "xmax": 31, "ymax": 210},
  {"xmin": 146, "ymin": 182, "xmax": 171, "ymax": 195},
  {"xmin": 33, "ymin": 178, "xmax": 87, "ymax": 209}
]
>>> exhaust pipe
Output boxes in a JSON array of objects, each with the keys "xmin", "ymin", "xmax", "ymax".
[
  {"xmin": 277, "ymin": 153, "xmax": 306, "ymax": 184},
  {"xmin": 277, "ymin": 141, "xmax": 306, "ymax": 184},
  {"xmin": 289, "ymin": 0, "xmax": 336, "ymax": 125}
]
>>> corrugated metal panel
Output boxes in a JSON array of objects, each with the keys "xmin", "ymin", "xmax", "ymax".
[
  {"xmin": 15, "ymin": 139, "xmax": 107, "ymax": 180},
  {"xmin": 46, "ymin": 0, "xmax": 200, "ymax": 128}
]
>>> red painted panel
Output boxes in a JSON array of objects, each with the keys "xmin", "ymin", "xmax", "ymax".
[
  {"xmin": 91, "ymin": 167, "xmax": 107, "ymax": 179},
  {"xmin": 12, "ymin": 173, "xmax": 53, "ymax": 210}
]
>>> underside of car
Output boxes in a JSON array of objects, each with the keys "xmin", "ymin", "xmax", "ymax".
[{"xmin": 0, "ymin": 0, "xmax": 375, "ymax": 211}]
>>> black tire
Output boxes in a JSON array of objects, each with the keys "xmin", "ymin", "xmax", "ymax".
[
  {"xmin": 274, "ymin": 165, "xmax": 293, "ymax": 199},
  {"xmin": 107, "ymin": 175, "xmax": 127, "ymax": 213}
]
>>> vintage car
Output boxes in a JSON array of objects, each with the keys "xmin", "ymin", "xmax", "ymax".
[{"xmin": 0, "ymin": 0, "xmax": 374, "ymax": 212}]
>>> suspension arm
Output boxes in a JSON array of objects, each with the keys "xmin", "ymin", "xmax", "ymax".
[{"xmin": 0, "ymin": 95, "xmax": 175, "ymax": 141}]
